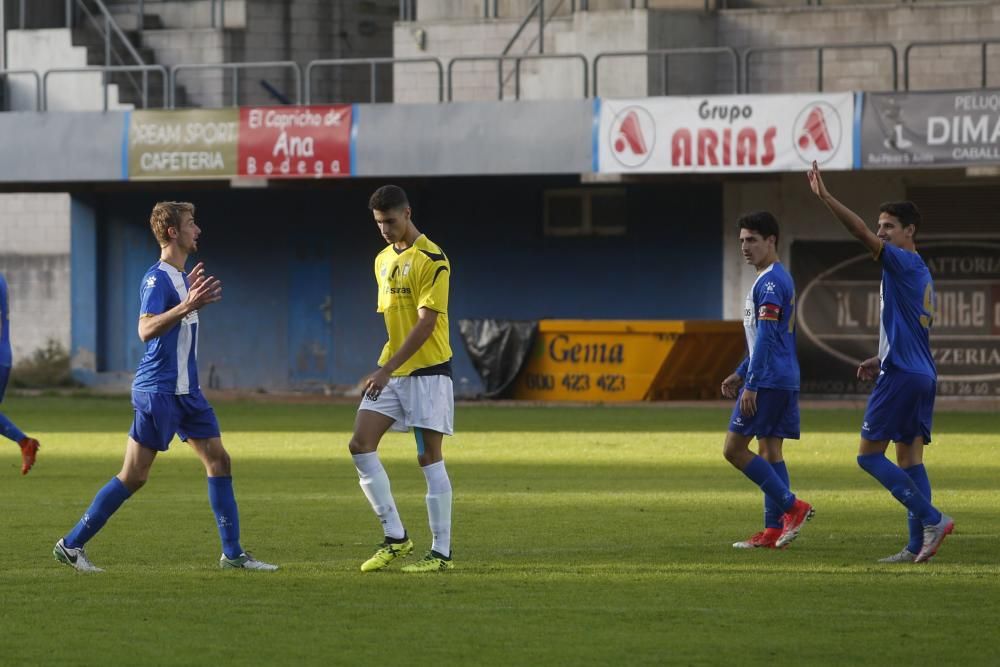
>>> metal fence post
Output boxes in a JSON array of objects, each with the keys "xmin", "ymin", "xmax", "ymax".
[
  {"xmin": 539, "ymin": 0, "xmax": 545, "ymax": 54},
  {"xmin": 817, "ymin": 48, "xmax": 824, "ymax": 92},
  {"xmin": 982, "ymin": 42, "xmax": 988, "ymax": 87}
]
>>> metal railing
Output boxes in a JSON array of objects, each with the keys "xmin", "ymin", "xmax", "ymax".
[
  {"xmin": 0, "ymin": 69, "xmax": 42, "ymax": 111},
  {"xmin": 42, "ymin": 64, "xmax": 167, "ymax": 110},
  {"xmin": 503, "ymin": 0, "xmax": 548, "ymax": 56},
  {"xmin": 305, "ymin": 57, "xmax": 444, "ymax": 104},
  {"xmin": 593, "ymin": 47, "xmax": 740, "ymax": 96},
  {"xmin": 447, "ymin": 54, "xmax": 588, "ymax": 101},
  {"xmin": 4, "ymin": 37, "xmax": 998, "ymax": 110},
  {"xmin": 169, "ymin": 61, "xmax": 302, "ymax": 108},
  {"xmin": 743, "ymin": 43, "xmax": 898, "ymax": 93},
  {"xmin": 61, "ymin": 0, "xmax": 229, "ymax": 32},
  {"xmin": 904, "ymin": 38, "xmax": 1000, "ymax": 90},
  {"xmin": 476, "ymin": 0, "xmax": 648, "ymax": 17},
  {"xmin": 66, "ymin": 0, "xmax": 152, "ymax": 106}
]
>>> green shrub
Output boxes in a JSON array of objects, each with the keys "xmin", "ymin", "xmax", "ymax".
[{"xmin": 11, "ymin": 339, "xmax": 79, "ymax": 388}]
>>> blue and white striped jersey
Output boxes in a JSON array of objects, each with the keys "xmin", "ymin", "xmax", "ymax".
[
  {"xmin": 738, "ymin": 262, "xmax": 800, "ymax": 391},
  {"xmin": 132, "ymin": 261, "xmax": 200, "ymax": 394}
]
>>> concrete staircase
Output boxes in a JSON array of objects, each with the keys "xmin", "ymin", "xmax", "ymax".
[{"xmin": 68, "ymin": 0, "xmax": 249, "ymax": 108}]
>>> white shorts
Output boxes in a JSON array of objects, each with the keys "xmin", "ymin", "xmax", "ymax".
[{"xmin": 359, "ymin": 375, "xmax": 454, "ymax": 435}]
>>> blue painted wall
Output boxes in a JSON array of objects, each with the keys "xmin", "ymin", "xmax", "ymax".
[
  {"xmin": 70, "ymin": 197, "xmax": 98, "ymax": 382},
  {"xmin": 89, "ymin": 177, "xmax": 723, "ymax": 395}
]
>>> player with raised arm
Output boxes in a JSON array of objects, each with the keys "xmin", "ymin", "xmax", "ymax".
[
  {"xmin": 0, "ymin": 271, "xmax": 40, "ymax": 475},
  {"xmin": 808, "ymin": 161, "xmax": 953, "ymax": 563},
  {"xmin": 722, "ymin": 212, "xmax": 814, "ymax": 550},
  {"xmin": 53, "ymin": 202, "xmax": 277, "ymax": 572},
  {"xmin": 349, "ymin": 185, "xmax": 455, "ymax": 573}
]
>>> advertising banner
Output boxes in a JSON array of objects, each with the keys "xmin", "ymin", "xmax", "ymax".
[
  {"xmin": 597, "ymin": 93, "xmax": 855, "ymax": 173},
  {"xmin": 792, "ymin": 240, "xmax": 1000, "ymax": 397},
  {"xmin": 128, "ymin": 109, "xmax": 239, "ymax": 179},
  {"xmin": 861, "ymin": 89, "xmax": 1000, "ymax": 168},
  {"xmin": 237, "ymin": 105, "xmax": 352, "ymax": 178}
]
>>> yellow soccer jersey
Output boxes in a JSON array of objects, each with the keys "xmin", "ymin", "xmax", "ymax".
[{"xmin": 375, "ymin": 234, "xmax": 452, "ymax": 376}]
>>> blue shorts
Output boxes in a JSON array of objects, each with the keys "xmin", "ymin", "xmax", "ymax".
[
  {"xmin": 129, "ymin": 390, "xmax": 221, "ymax": 451},
  {"xmin": 0, "ymin": 365, "xmax": 9, "ymax": 403},
  {"xmin": 861, "ymin": 370, "xmax": 935, "ymax": 445},
  {"xmin": 729, "ymin": 387, "xmax": 800, "ymax": 440}
]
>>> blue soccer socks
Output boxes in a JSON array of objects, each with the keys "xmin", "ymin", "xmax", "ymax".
[
  {"xmin": 0, "ymin": 411, "xmax": 27, "ymax": 443},
  {"xmin": 64, "ymin": 477, "xmax": 132, "ymax": 549},
  {"xmin": 858, "ymin": 453, "xmax": 942, "ymax": 526},
  {"xmin": 742, "ymin": 455, "xmax": 796, "ymax": 514},
  {"xmin": 904, "ymin": 464, "xmax": 933, "ymax": 553},
  {"xmin": 764, "ymin": 460, "xmax": 790, "ymax": 529},
  {"xmin": 207, "ymin": 476, "xmax": 243, "ymax": 559}
]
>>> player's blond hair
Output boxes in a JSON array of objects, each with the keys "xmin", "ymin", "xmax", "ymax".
[{"xmin": 149, "ymin": 201, "xmax": 195, "ymax": 246}]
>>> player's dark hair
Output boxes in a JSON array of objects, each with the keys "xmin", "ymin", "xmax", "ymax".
[
  {"xmin": 879, "ymin": 201, "xmax": 921, "ymax": 236},
  {"xmin": 150, "ymin": 201, "xmax": 195, "ymax": 246},
  {"xmin": 737, "ymin": 211, "xmax": 780, "ymax": 244},
  {"xmin": 369, "ymin": 185, "xmax": 409, "ymax": 212}
]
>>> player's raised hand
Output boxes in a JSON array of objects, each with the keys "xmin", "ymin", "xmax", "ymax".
[
  {"xmin": 807, "ymin": 160, "xmax": 829, "ymax": 200},
  {"xmin": 187, "ymin": 262, "xmax": 207, "ymax": 288},
  {"xmin": 185, "ymin": 264, "xmax": 222, "ymax": 310},
  {"xmin": 857, "ymin": 356, "xmax": 880, "ymax": 382},
  {"xmin": 721, "ymin": 373, "xmax": 743, "ymax": 399}
]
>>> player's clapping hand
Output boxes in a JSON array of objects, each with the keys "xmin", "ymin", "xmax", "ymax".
[
  {"xmin": 364, "ymin": 367, "xmax": 391, "ymax": 401},
  {"xmin": 721, "ymin": 373, "xmax": 743, "ymax": 399},
  {"xmin": 807, "ymin": 160, "xmax": 829, "ymax": 200},
  {"xmin": 857, "ymin": 357, "xmax": 880, "ymax": 382},
  {"xmin": 185, "ymin": 262, "xmax": 223, "ymax": 310}
]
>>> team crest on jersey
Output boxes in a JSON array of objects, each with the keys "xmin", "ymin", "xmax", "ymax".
[{"xmin": 402, "ymin": 262, "xmax": 412, "ymax": 277}]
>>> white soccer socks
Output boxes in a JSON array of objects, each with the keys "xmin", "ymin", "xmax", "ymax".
[
  {"xmin": 421, "ymin": 460, "xmax": 453, "ymax": 557},
  {"xmin": 353, "ymin": 452, "xmax": 406, "ymax": 540}
]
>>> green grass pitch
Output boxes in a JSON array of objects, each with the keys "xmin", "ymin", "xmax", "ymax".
[{"xmin": 0, "ymin": 396, "xmax": 998, "ymax": 665}]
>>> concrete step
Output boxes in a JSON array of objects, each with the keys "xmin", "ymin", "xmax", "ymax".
[{"xmin": 102, "ymin": 0, "xmax": 245, "ymax": 30}]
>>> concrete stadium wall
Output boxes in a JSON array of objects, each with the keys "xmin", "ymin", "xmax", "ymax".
[
  {"xmin": 396, "ymin": 2, "xmax": 1000, "ymax": 101},
  {"xmin": 5, "ymin": 30, "xmax": 127, "ymax": 111},
  {"xmin": 724, "ymin": 2, "xmax": 1000, "ymax": 94},
  {"xmin": 0, "ymin": 112, "xmax": 126, "ymax": 181},
  {"xmin": 355, "ymin": 99, "xmax": 593, "ymax": 176},
  {"xmin": 0, "ymin": 193, "xmax": 71, "ymax": 363}
]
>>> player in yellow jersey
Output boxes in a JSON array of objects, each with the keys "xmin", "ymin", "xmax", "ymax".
[{"xmin": 349, "ymin": 185, "xmax": 454, "ymax": 573}]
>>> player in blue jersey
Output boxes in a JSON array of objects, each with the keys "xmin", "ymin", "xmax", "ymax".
[
  {"xmin": 53, "ymin": 201, "xmax": 277, "ymax": 572},
  {"xmin": 0, "ymin": 272, "xmax": 40, "ymax": 475},
  {"xmin": 721, "ymin": 212, "xmax": 814, "ymax": 550},
  {"xmin": 809, "ymin": 162, "xmax": 953, "ymax": 563}
]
